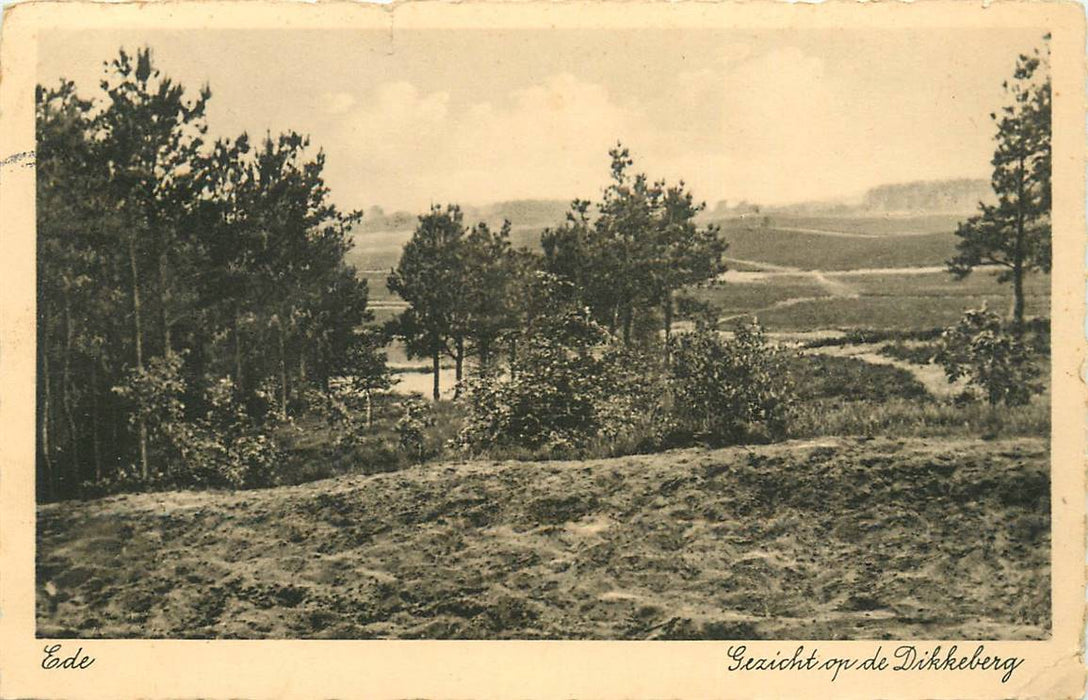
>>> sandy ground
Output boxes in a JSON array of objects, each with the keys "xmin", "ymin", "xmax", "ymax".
[{"xmin": 37, "ymin": 436, "xmax": 1050, "ymax": 640}]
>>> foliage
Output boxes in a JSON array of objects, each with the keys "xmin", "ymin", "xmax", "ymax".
[
  {"xmin": 458, "ymin": 310, "xmax": 612, "ymax": 454},
  {"xmin": 36, "ymin": 47, "xmax": 384, "ymax": 500},
  {"xmin": 458, "ymin": 275, "xmax": 666, "ymax": 456},
  {"xmin": 395, "ymin": 398, "xmax": 436, "ymax": 463},
  {"xmin": 542, "ymin": 144, "xmax": 727, "ymax": 345},
  {"xmin": 934, "ymin": 306, "xmax": 1043, "ymax": 407},
  {"xmin": 877, "ymin": 341, "xmax": 938, "ymax": 365},
  {"xmin": 667, "ymin": 320, "xmax": 796, "ymax": 444},
  {"xmin": 388, "ymin": 207, "xmax": 524, "ymax": 398},
  {"xmin": 111, "ymin": 356, "xmax": 279, "ymax": 489},
  {"xmin": 948, "ymin": 37, "xmax": 1051, "ymax": 325}
]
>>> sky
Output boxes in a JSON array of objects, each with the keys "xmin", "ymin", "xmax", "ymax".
[{"xmin": 39, "ymin": 27, "xmax": 1047, "ymax": 214}]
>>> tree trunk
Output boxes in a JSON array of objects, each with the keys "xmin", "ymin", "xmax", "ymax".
[
  {"xmin": 160, "ymin": 246, "xmax": 171, "ymax": 356},
  {"xmin": 40, "ymin": 348, "xmax": 55, "ymax": 500},
  {"xmin": 454, "ymin": 336, "xmax": 464, "ymax": 399},
  {"xmin": 233, "ymin": 309, "xmax": 244, "ymax": 395},
  {"xmin": 128, "ymin": 235, "xmax": 149, "ymax": 481},
  {"xmin": 365, "ymin": 389, "xmax": 373, "ymax": 428},
  {"xmin": 621, "ymin": 305, "xmax": 633, "ymax": 346},
  {"xmin": 1011, "ymin": 264, "xmax": 1025, "ymax": 330},
  {"xmin": 90, "ymin": 362, "xmax": 102, "ymax": 483},
  {"xmin": 62, "ymin": 290, "xmax": 80, "ymax": 488},
  {"xmin": 478, "ymin": 337, "xmax": 490, "ymax": 373},
  {"xmin": 277, "ymin": 320, "xmax": 288, "ymax": 420},
  {"xmin": 1012, "ymin": 155, "xmax": 1027, "ymax": 333},
  {"xmin": 431, "ymin": 347, "xmax": 441, "ymax": 401},
  {"xmin": 508, "ymin": 336, "xmax": 518, "ymax": 379},
  {"xmin": 298, "ymin": 350, "xmax": 307, "ymax": 404},
  {"xmin": 662, "ymin": 293, "xmax": 674, "ymax": 360}
]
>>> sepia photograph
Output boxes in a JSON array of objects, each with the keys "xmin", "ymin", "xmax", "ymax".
[
  {"xmin": 2, "ymin": 2, "xmax": 1085, "ymax": 697},
  {"xmin": 30, "ymin": 22, "xmax": 1058, "ymax": 642}
]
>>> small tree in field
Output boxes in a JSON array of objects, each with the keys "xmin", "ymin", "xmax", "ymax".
[
  {"xmin": 948, "ymin": 38, "xmax": 1051, "ymax": 329},
  {"xmin": 934, "ymin": 306, "xmax": 1042, "ymax": 407}
]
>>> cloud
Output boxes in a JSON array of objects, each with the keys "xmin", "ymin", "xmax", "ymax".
[
  {"xmin": 328, "ymin": 74, "xmax": 642, "ymax": 210},
  {"xmin": 319, "ymin": 91, "xmax": 357, "ymax": 115}
]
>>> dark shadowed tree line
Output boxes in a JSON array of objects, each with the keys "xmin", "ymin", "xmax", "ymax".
[{"xmin": 37, "ymin": 48, "xmax": 384, "ymax": 499}]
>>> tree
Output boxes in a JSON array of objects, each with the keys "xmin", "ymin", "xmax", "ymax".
[
  {"xmin": 387, "ymin": 205, "xmax": 466, "ymax": 400},
  {"xmin": 543, "ymin": 144, "xmax": 726, "ymax": 347},
  {"xmin": 934, "ymin": 306, "xmax": 1042, "ymax": 407},
  {"xmin": 36, "ymin": 46, "xmax": 379, "ymax": 498},
  {"xmin": 948, "ymin": 38, "xmax": 1051, "ymax": 329},
  {"xmin": 460, "ymin": 220, "xmax": 520, "ymax": 373},
  {"xmin": 94, "ymin": 47, "xmax": 211, "ymax": 479},
  {"xmin": 36, "ymin": 80, "xmax": 109, "ymax": 497}
]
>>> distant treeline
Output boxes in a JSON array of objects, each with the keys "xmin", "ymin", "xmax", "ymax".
[{"xmin": 356, "ymin": 199, "xmax": 573, "ymax": 233}]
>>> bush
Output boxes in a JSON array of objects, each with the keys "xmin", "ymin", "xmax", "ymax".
[
  {"xmin": 459, "ymin": 303, "xmax": 668, "ymax": 456},
  {"xmin": 396, "ymin": 397, "xmax": 435, "ymax": 462},
  {"xmin": 668, "ymin": 319, "xmax": 796, "ymax": 444},
  {"xmin": 934, "ymin": 307, "xmax": 1043, "ymax": 407},
  {"xmin": 112, "ymin": 360, "xmax": 280, "ymax": 490}
]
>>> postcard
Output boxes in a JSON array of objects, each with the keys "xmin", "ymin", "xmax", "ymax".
[{"xmin": 0, "ymin": 1, "xmax": 1084, "ymax": 698}]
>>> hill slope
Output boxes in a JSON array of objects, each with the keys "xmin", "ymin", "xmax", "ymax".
[{"xmin": 37, "ymin": 436, "xmax": 1050, "ymax": 640}]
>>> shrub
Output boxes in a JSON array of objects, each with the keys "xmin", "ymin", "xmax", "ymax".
[
  {"xmin": 668, "ymin": 319, "xmax": 796, "ymax": 444},
  {"xmin": 458, "ymin": 304, "xmax": 667, "ymax": 456},
  {"xmin": 111, "ymin": 352, "xmax": 188, "ymax": 481},
  {"xmin": 458, "ymin": 339, "xmax": 608, "ymax": 454},
  {"xmin": 113, "ymin": 361, "xmax": 280, "ymax": 490},
  {"xmin": 396, "ymin": 397, "xmax": 435, "ymax": 462},
  {"xmin": 934, "ymin": 307, "xmax": 1043, "ymax": 407}
]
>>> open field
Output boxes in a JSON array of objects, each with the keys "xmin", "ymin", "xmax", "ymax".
[
  {"xmin": 351, "ymin": 214, "xmax": 1035, "ymax": 335},
  {"xmin": 718, "ymin": 224, "xmax": 958, "ymax": 271},
  {"xmin": 716, "ymin": 213, "xmax": 966, "ymax": 236},
  {"xmin": 347, "ymin": 225, "xmax": 545, "ymax": 272},
  {"xmin": 752, "ymin": 294, "xmax": 1050, "ymax": 332},
  {"xmin": 687, "ymin": 267, "xmax": 1050, "ymax": 332},
  {"xmin": 348, "ymin": 214, "xmax": 970, "ymax": 285},
  {"xmin": 37, "ymin": 436, "xmax": 1049, "ymax": 640}
]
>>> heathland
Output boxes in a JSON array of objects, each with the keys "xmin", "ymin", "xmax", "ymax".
[
  {"xmin": 37, "ymin": 207, "xmax": 1053, "ymax": 640},
  {"xmin": 36, "ymin": 42, "xmax": 1053, "ymax": 641}
]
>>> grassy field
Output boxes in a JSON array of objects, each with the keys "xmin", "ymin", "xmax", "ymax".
[
  {"xmin": 37, "ymin": 436, "xmax": 1049, "ymax": 640},
  {"xmin": 752, "ymin": 295, "xmax": 1050, "ymax": 332},
  {"xmin": 841, "ymin": 268, "xmax": 1050, "ymax": 298},
  {"xmin": 686, "ymin": 278, "xmax": 830, "ymax": 318},
  {"xmin": 350, "ymin": 213, "xmax": 1032, "ymax": 335},
  {"xmin": 727, "ymin": 213, "xmax": 966, "ymax": 236},
  {"xmin": 718, "ymin": 224, "xmax": 958, "ymax": 271},
  {"xmin": 348, "ymin": 214, "xmax": 970, "ymax": 282}
]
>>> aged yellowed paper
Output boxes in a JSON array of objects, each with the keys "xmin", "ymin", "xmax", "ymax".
[{"xmin": 1, "ymin": 1, "xmax": 1084, "ymax": 698}]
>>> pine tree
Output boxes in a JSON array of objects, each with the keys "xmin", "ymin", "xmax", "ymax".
[{"xmin": 948, "ymin": 38, "xmax": 1051, "ymax": 328}]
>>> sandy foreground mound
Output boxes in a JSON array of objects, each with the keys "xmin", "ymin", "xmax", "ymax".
[{"xmin": 37, "ymin": 436, "xmax": 1050, "ymax": 640}]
